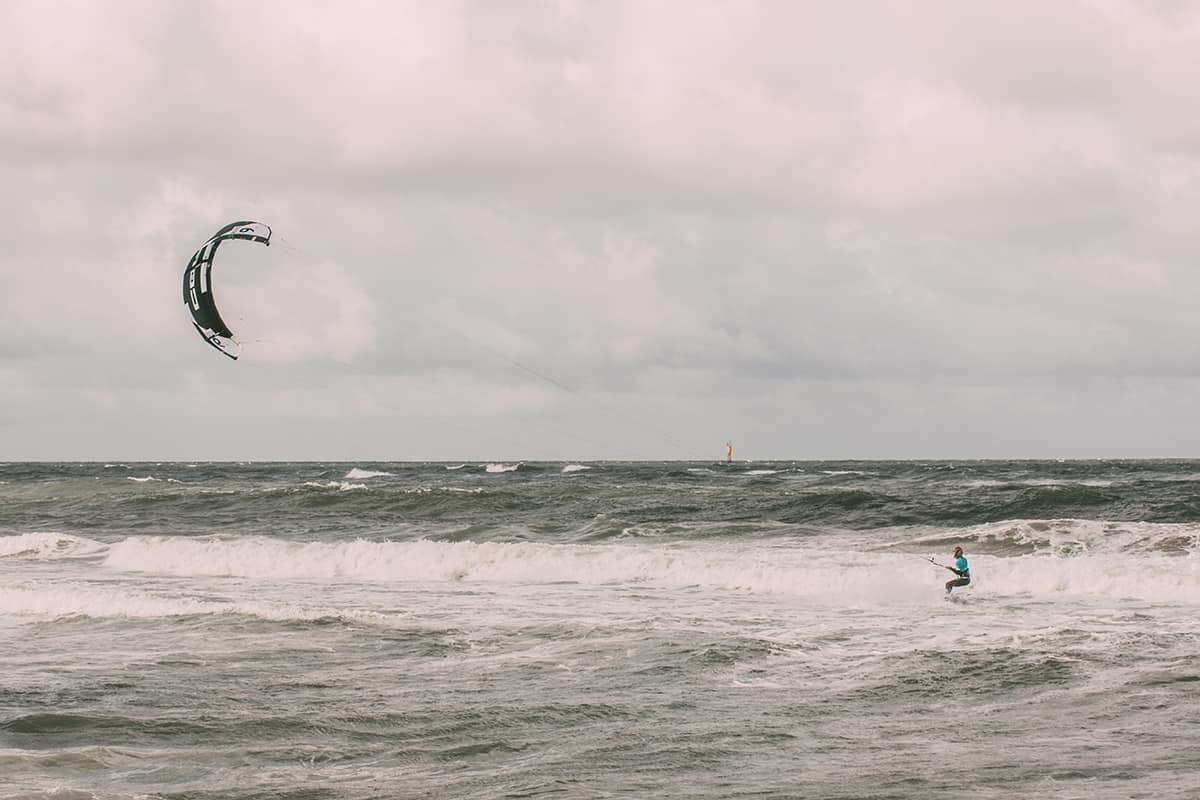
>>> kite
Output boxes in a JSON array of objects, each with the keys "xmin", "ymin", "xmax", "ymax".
[{"xmin": 182, "ymin": 221, "xmax": 272, "ymax": 360}]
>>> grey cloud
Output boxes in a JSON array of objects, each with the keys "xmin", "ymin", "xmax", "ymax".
[{"xmin": 3, "ymin": 0, "xmax": 1200, "ymax": 459}]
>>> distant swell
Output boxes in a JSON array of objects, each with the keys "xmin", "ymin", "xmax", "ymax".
[
  {"xmin": 890, "ymin": 518, "xmax": 1200, "ymax": 558},
  {"xmin": 8, "ymin": 463, "xmax": 1200, "ymax": 534},
  {"xmin": 766, "ymin": 484, "xmax": 1132, "ymax": 528}
]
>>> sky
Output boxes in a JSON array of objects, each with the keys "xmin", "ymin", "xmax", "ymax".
[{"xmin": 4, "ymin": 0, "xmax": 1200, "ymax": 461}]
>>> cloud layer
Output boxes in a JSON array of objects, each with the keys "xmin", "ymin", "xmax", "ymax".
[{"xmin": 4, "ymin": 0, "xmax": 1200, "ymax": 459}]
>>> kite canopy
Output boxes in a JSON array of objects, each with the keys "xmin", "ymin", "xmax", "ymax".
[{"xmin": 182, "ymin": 221, "xmax": 272, "ymax": 360}]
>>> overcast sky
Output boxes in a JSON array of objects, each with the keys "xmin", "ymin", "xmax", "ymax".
[{"xmin": 4, "ymin": 0, "xmax": 1200, "ymax": 461}]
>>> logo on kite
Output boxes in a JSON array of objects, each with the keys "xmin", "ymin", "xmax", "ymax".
[{"xmin": 181, "ymin": 221, "xmax": 272, "ymax": 360}]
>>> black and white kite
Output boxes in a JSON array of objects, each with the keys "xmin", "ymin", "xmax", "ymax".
[{"xmin": 182, "ymin": 221, "xmax": 272, "ymax": 360}]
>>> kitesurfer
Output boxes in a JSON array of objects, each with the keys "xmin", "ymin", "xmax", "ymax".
[{"xmin": 942, "ymin": 546, "xmax": 970, "ymax": 593}]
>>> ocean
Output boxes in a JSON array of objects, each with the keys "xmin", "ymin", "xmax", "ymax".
[{"xmin": 2, "ymin": 460, "xmax": 1199, "ymax": 799}]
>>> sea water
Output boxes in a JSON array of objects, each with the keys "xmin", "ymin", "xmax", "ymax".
[{"xmin": 2, "ymin": 461, "xmax": 1199, "ymax": 799}]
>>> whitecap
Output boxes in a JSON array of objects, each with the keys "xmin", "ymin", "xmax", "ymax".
[
  {"xmin": 345, "ymin": 468, "xmax": 395, "ymax": 479},
  {"xmin": 0, "ymin": 532, "xmax": 107, "ymax": 560},
  {"xmin": 302, "ymin": 481, "xmax": 367, "ymax": 491},
  {"xmin": 0, "ymin": 583, "xmax": 393, "ymax": 624}
]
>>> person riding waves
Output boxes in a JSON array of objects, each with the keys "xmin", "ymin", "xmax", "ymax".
[{"xmin": 942, "ymin": 546, "xmax": 970, "ymax": 594}]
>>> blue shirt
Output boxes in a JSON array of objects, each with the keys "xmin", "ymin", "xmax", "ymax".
[{"xmin": 955, "ymin": 556, "xmax": 970, "ymax": 578}]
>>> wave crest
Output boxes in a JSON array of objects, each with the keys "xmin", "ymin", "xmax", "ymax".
[
  {"xmin": 0, "ymin": 532, "xmax": 107, "ymax": 560},
  {"xmin": 345, "ymin": 468, "xmax": 394, "ymax": 479},
  {"xmin": 96, "ymin": 534, "xmax": 1200, "ymax": 605}
]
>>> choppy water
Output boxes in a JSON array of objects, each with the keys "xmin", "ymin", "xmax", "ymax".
[{"xmin": 2, "ymin": 460, "xmax": 1200, "ymax": 799}]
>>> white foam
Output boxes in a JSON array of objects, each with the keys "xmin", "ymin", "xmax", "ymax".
[
  {"xmin": 126, "ymin": 476, "xmax": 158, "ymax": 483},
  {"xmin": 95, "ymin": 534, "xmax": 1200, "ymax": 606},
  {"xmin": 301, "ymin": 481, "xmax": 367, "ymax": 491},
  {"xmin": 445, "ymin": 464, "xmax": 467, "ymax": 470},
  {"xmin": 1014, "ymin": 478, "xmax": 1118, "ymax": 488},
  {"xmin": 910, "ymin": 518, "xmax": 1200, "ymax": 557},
  {"xmin": 93, "ymin": 537, "xmax": 939, "ymax": 602},
  {"xmin": 562, "ymin": 464, "xmax": 591, "ymax": 473},
  {"xmin": 745, "ymin": 470, "xmax": 779, "ymax": 476},
  {"xmin": 964, "ymin": 552, "xmax": 1200, "ymax": 603},
  {"xmin": 0, "ymin": 788, "xmax": 99, "ymax": 800},
  {"xmin": 344, "ymin": 468, "xmax": 394, "ymax": 479},
  {"xmin": 485, "ymin": 463, "xmax": 520, "ymax": 473},
  {"xmin": 0, "ymin": 582, "xmax": 390, "ymax": 623},
  {"xmin": 0, "ymin": 533, "xmax": 107, "ymax": 560}
]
